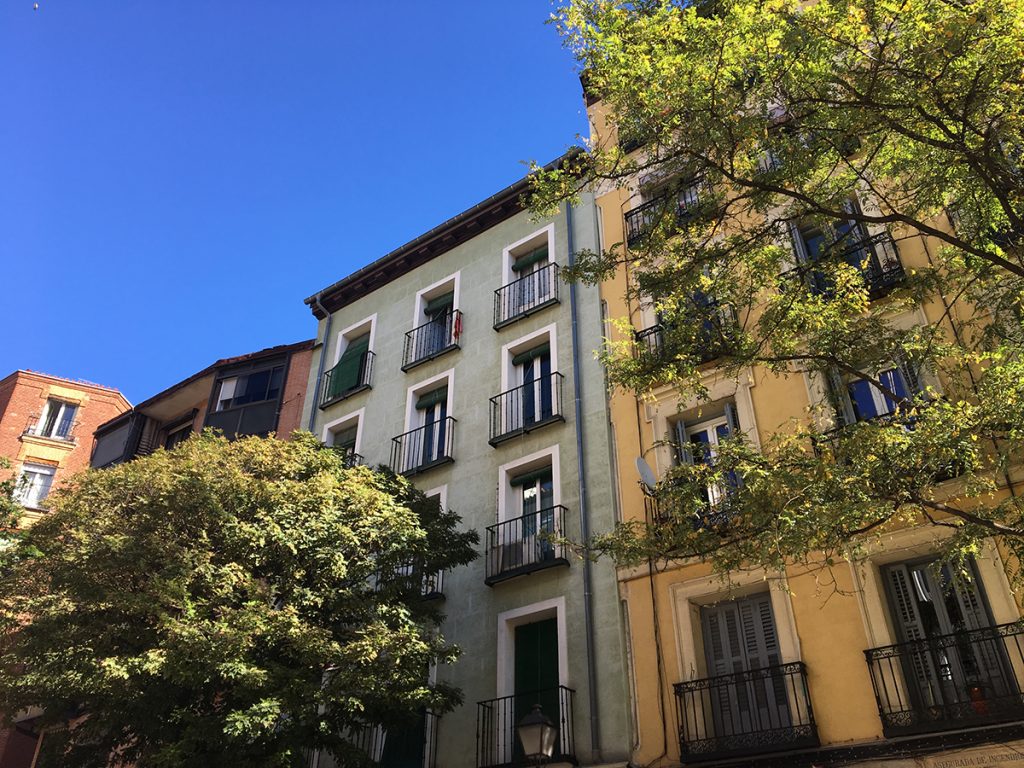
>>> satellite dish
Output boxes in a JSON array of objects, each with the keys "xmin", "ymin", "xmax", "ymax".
[{"xmin": 635, "ymin": 456, "xmax": 658, "ymax": 496}]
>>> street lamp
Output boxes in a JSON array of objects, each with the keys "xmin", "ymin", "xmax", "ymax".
[{"xmin": 516, "ymin": 704, "xmax": 558, "ymax": 766}]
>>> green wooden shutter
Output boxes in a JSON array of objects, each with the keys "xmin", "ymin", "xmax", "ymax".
[
  {"xmin": 415, "ymin": 387, "xmax": 448, "ymax": 410},
  {"xmin": 511, "ymin": 343, "xmax": 551, "ymax": 367},
  {"xmin": 674, "ymin": 418, "xmax": 694, "ymax": 465},
  {"xmin": 328, "ymin": 335, "xmax": 370, "ymax": 399},
  {"xmin": 424, "ymin": 292, "xmax": 455, "ymax": 315},
  {"xmin": 511, "ymin": 246, "xmax": 549, "ymax": 272},
  {"xmin": 514, "ymin": 617, "xmax": 560, "ymax": 756}
]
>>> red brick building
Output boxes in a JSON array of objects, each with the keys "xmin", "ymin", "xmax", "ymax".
[{"xmin": 0, "ymin": 371, "xmax": 130, "ymax": 522}]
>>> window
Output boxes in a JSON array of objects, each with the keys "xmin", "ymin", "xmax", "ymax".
[
  {"xmin": 34, "ymin": 399, "xmax": 78, "ymax": 440},
  {"xmin": 872, "ymin": 558, "xmax": 1021, "ymax": 730},
  {"xmin": 414, "ymin": 385, "xmax": 449, "ymax": 467},
  {"xmin": 324, "ymin": 410, "xmax": 363, "ymax": 467},
  {"xmin": 215, "ymin": 367, "xmax": 284, "ymax": 411},
  {"xmin": 15, "ymin": 463, "xmax": 55, "ymax": 508},
  {"xmin": 164, "ymin": 423, "xmax": 192, "ymax": 450},
  {"xmin": 324, "ymin": 333, "xmax": 371, "ymax": 403},
  {"xmin": 510, "ymin": 245, "xmax": 554, "ymax": 315},
  {"xmin": 496, "ymin": 227, "xmax": 559, "ymax": 328},
  {"xmin": 828, "ymin": 364, "xmax": 918, "ymax": 426},
  {"xmin": 491, "ymin": 326, "xmax": 564, "ymax": 445},
  {"xmin": 673, "ymin": 401, "xmax": 742, "ymax": 507},
  {"xmin": 405, "ymin": 275, "xmax": 461, "ymax": 370},
  {"xmin": 789, "ymin": 199, "xmax": 904, "ymax": 297},
  {"xmin": 513, "ymin": 343, "xmax": 554, "ymax": 428}
]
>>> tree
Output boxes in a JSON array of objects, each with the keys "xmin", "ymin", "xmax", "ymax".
[
  {"xmin": 0, "ymin": 432, "xmax": 478, "ymax": 768},
  {"xmin": 531, "ymin": 0, "xmax": 1024, "ymax": 575}
]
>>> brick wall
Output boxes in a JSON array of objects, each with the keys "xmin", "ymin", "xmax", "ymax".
[{"xmin": 277, "ymin": 348, "xmax": 312, "ymax": 438}]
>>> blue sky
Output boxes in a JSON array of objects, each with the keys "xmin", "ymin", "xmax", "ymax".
[{"xmin": 0, "ymin": 1, "xmax": 588, "ymax": 403}]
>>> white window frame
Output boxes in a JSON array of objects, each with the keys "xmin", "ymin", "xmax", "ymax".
[
  {"xmin": 36, "ymin": 398, "xmax": 79, "ymax": 439},
  {"xmin": 411, "ymin": 272, "xmax": 461, "ymax": 327},
  {"xmin": 501, "ymin": 224, "xmax": 555, "ymax": 286},
  {"xmin": 496, "ymin": 596, "xmax": 569, "ymax": 698},
  {"xmin": 404, "ymin": 369, "xmax": 455, "ymax": 433},
  {"xmin": 15, "ymin": 462, "xmax": 56, "ymax": 509},
  {"xmin": 322, "ymin": 408, "xmax": 364, "ymax": 454},
  {"xmin": 332, "ymin": 314, "xmax": 377, "ymax": 367},
  {"xmin": 500, "ymin": 324, "xmax": 559, "ymax": 393},
  {"xmin": 497, "ymin": 446, "xmax": 561, "ymax": 524},
  {"xmin": 646, "ymin": 370, "xmax": 759, "ymax": 479}
]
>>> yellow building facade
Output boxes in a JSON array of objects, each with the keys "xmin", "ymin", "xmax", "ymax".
[{"xmin": 589, "ymin": 108, "xmax": 1024, "ymax": 766}]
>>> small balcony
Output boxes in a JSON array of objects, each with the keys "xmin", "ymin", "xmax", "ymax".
[
  {"xmin": 376, "ymin": 563, "xmax": 445, "ymax": 601},
  {"xmin": 781, "ymin": 232, "xmax": 906, "ymax": 301},
  {"xmin": 634, "ymin": 315, "xmax": 730, "ymax": 368},
  {"xmin": 23, "ymin": 414, "xmax": 77, "ymax": 444},
  {"xmin": 336, "ymin": 446, "xmax": 364, "ymax": 468},
  {"xmin": 476, "ymin": 686, "xmax": 576, "ymax": 768},
  {"xmin": 488, "ymin": 373, "xmax": 565, "ymax": 446},
  {"xmin": 624, "ymin": 182, "xmax": 704, "ymax": 247},
  {"xmin": 484, "ymin": 506, "xmax": 569, "ymax": 586},
  {"xmin": 865, "ymin": 622, "xmax": 1024, "ymax": 738},
  {"xmin": 674, "ymin": 662, "xmax": 818, "ymax": 763},
  {"xmin": 493, "ymin": 264, "xmax": 560, "ymax": 329},
  {"xmin": 403, "ymin": 310, "xmax": 463, "ymax": 371},
  {"xmin": 320, "ymin": 350, "xmax": 375, "ymax": 409},
  {"xmin": 390, "ymin": 417, "xmax": 456, "ymax": 476},
  {"xmin": 347, "ymin": 711, "xmax": 439, "ymax": 768}
]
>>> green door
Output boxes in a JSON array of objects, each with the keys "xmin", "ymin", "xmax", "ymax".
[
  {"xmin": 514, "ymin": 618, "xmax": 560, "ymax": 759},
  {"xmin": 379, "ymin": 711, "xmax": 426, "ymax": 768}
]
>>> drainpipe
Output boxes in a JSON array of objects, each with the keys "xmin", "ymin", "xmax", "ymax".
[
  {"xmin": 307, "ymin": 293, "xmax": 333, "ymax": 432},
  {"xmin": 567, "ymin": 200, "xmax": 602, "ymax": 762}
]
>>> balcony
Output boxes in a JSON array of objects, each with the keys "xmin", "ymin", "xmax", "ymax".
[
  {"xmin": 376, "ymin": 563, "xmax": 445, "ymax": 601},
  {"xmin": 488, "ymin": 373, "xmax": 565, "ymax": 446},
  {"xmin": 674, "ymin": 662, "xmax": 818, "ymax": 763},
  {"xmin": 476, "ymin": 686, "xmax": 575, "ymax": 768},
  {"xmin": 23, "ymin": 414, "xmax": 77, "ymax": 444},
  {"xmin": 493, "ymin": 264, "xmax": 560, "ymax": 329},
  {"xmin": 347, "ymin": 711, "xmax": 439, "ymax": 768},
  {"xmin": 865, "ymin": 622, "xmax": 1024, "ymax": 738},
  {"xmin": 484, "ymin": 506, "xmax": 569, "ymax": 586},
  {"xmin": 403, "ymin": 311, "xmax": 463, "ymax": 371},
  {"xmin": 634, "ymin": 315, "xmax": 731, "ymax": 369},
  {"xmin": 320, "ymin": 350, "xmax": 375, "ymax": 409},
  {"xmin": 336, "ymin": 447, "xmax": 364, "ymax": 468},
  {"xmin": 390, "ymin": 417, "xmax": 456, "ymax": 476},
  {"xmin": 624, "ymin": 182, "xmax": 704, "ymax": 247},
  {"xmin": 781, "ymin": 232, "xmax": 906, "ymax": 301}
]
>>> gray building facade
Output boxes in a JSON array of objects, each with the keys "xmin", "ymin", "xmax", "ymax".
[{"xmin": 301, "ymin": 169, "xmax": 632, "ymax": 768}]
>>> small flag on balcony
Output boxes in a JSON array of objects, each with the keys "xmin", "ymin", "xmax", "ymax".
[{"xmin": 453, "ymin": 312, "xmax": 462, "ymax": 341}]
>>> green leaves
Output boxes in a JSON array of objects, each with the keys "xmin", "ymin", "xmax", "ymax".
[
  {"xmin": 538, "ymin": 0, "xmax": 1024, "ymax": 579},
  {"xmin": 0, "ymin": 432, "xmax": 477, "ymax": 767}
]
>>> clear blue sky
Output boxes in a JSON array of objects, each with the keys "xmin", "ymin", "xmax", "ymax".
[{"xmin": 0, "ymin": 1, "xmax": 588, "ymax": 403}]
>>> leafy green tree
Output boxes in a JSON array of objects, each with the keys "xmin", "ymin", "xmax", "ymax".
[
  {"xmin": 532, "ymin": 0, "xmax": 1024, "ymax": 574},
  {"xmin": 0, "ymin": 432, "xmax": 477, "ymax": 768}
]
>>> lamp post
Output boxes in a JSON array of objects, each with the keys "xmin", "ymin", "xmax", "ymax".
[{"xmin": 516, "ymin": 704, "xmax": 558, "ymax": 767}]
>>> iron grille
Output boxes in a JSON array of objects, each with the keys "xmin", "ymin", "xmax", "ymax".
[
  {"xmin": 674, "ymin": 661, "xmax": 818, "ymax": 762},
  {"xmin": 493, "ymin": 263, "xmax": 560, "ymax": 329},
  {"xmin": 780, "ymin": 232, "xmax": 906, "ymax": 300},
  {"xmin": 23, "ymin": 414, "xmax": 77, "ymax": 443},
  {"xmin": 476, "ymin": 686, "xmax": 575, "ymax": 768},
  {"xmin": 865, "ymin": 621, "xmax": 1024, "ymax": 737},
  {"xmin": 484, "ymin": 506, "xmax": 569, "ymax": 585},
  {"xmin": 390, "ymin": 417, "xmax": 456, "ymax": 476},
  {"xmin": 320, "ymin": 350, "xmax": 374, "ymax": 408},
  {"xmin": 624, "ymin": 182, "xmax": 704, "ymax": 247},
  {"xmin": 403, "ymin": 310, "xmax": 463, "ymax": 371},
  {"xmin": 488, "ymin": 373, "xmax": 565, "ymax": 446}
]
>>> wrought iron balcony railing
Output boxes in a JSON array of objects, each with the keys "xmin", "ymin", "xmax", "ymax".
[
  {"xmin": 336, "ymin": 447, "xmax": 364, "ymax": 468},
  {"xmin": 476, "ymin": 686, "xmax": 575, "ymax": 768},
  {"xmin": 493, "ymin": 263, "xmax": 560, "ymax": 329},
  {"xmin": 345, "ymin": 711, "xmax": 439, "ymax": 768},
  {"xmin": 865, "ymin": 621, "xmax": 1024, "ymax": 738},
  {"xmin": 625, "ymin": 182, "xmax": 704, "ymax": 247},
  {"xmin": 634, "ymin": 314, "xmax": 733, "ymax": 368},
  {"xmin": 23, "ymin": 414, "xmax": 77, "ymax": 443},
  {"xmin": 320, "ymin": 350, "xmax": 375, "ymax": 408},
  {"xmin": 390, "ymin": 417, "xmax": 456, "ymax": 476},
  {"xmin": 488, "ymin": 372, "xmax": 565, "ymax": 446},
  {"xmin": 484, "ymin": 506, "xmax": 569, "ymax": 586},
  {"xmin": 403, "ymin": 310, "xmax": 463, "ymax": 371},
  {"xmin": 375, "ymin": 563, "xmax": 445, "ymax": 600},
  {"xmin": 674, "ymin": 661, "xmax": 818, "ymax": 763},
  {"xmin": 780, "ymin": 232, "xmax": 906, "ymax": 301}
]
